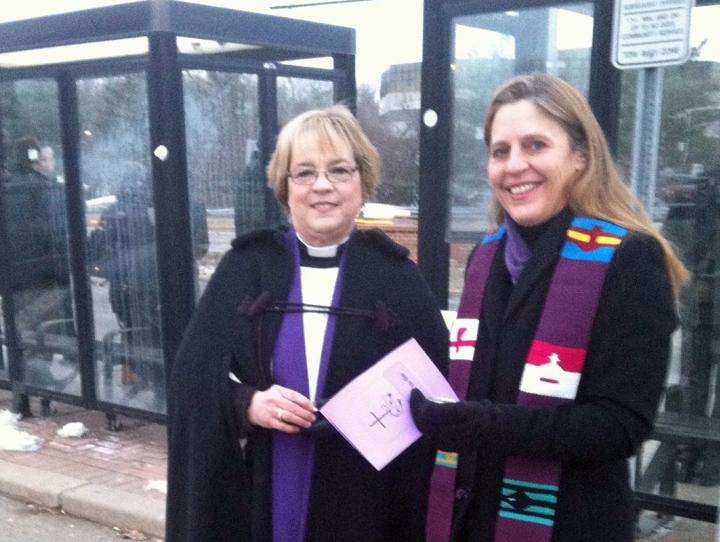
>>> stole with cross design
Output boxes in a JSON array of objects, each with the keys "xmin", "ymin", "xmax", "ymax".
[{"xmin": 424, "ymin": 217, "xmax": 626, "ymax": 542}]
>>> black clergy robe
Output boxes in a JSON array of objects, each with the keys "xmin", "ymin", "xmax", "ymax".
[{"xmin": 166, "ymin": 227, "xmax": 448, "ymax": 542}]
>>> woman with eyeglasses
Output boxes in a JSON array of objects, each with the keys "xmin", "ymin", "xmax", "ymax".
[{"xmin": 166, "ymin": 105, "xmax": 448, "ymax": 542}]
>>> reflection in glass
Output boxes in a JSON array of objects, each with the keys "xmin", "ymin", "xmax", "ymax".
[
  {"xmin": 183, "ymin": 70, "xmax": 259, "ymax": 294},
  {"xmin": 447, "ymin": 4, "xmax": 593, "ymax": 312},
  {"xmin": 78, "ymin": 74, "xmax": 166, "ymax": 414},
  {"xmin": 449, "ymin": 3, "xmax": 593, "ymax": 238},
  {"xmin": 277, "ymin": 77, "xmax": 334, "ymax": 126},
  {"xmin": 0, "ymin": 79, "xmax": 80, "ymax": 395}
]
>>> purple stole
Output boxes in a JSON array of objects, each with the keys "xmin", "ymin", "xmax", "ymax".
[
  {"xmin": 426, "ymin": 217, "xmax": 626, "ymax": 542},
  {"xmin": 271, "ymin": 227, "xmax": 347, "ymax": 542}
]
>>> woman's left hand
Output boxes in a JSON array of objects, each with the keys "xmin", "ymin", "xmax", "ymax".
[
  {"xmin": 247, "ymin": 384, "xmax": 317, "ymax": 433},
  {"xmin": 410, "ymin": 388, "xmax": 490, "ymax": 451}
]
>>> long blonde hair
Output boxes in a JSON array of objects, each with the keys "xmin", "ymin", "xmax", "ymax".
[{"xmin": 484, "ymin": 73, "xmax": 688, "ymax": 298}]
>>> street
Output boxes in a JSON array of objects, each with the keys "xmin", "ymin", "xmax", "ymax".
[{"xmin": 0, "ymin": 494, "xmax": 159, "ymax": 541}]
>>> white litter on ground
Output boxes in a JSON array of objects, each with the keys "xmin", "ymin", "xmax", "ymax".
[
  {"xmin": 56, "ymin": 421, "xmax": 88, "ymax": 438},
  {"xmin": 145, "ymin": 479, "xmax": 167, "ymax": 494},
  {"xmin": 0, "ymin": 409, "xmax": 44, "ymax": 451}
]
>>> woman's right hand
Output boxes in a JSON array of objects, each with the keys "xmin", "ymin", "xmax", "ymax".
[{"xmin": 247, "ymin": 385, "xmax": 316, "ymax": 433}]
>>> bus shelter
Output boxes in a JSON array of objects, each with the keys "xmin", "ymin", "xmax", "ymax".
[{"xmin": 0, "ymin": 0, "xmax": 355, "ymax": 428}]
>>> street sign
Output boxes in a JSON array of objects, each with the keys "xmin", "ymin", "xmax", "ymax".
[{"xmin": 612, "ymin": 0, "xmax": 695, "ymax": 70}]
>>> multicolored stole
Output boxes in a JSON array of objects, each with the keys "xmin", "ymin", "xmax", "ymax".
[
  {"xmin": 271, "ymin": 227, "xmax": 347, "ymax": 542},
  {"xmin": 425, "ymin": 217, "xmax": 626, "ymax": 542}
]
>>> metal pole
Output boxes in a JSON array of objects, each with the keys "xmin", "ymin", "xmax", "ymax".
[
  {"xmin": 417, "ymin": 0, "xmax": 450, "ymax": 307},
  {"xmin": 147, "ymin": 31, "xmax": 194, "ymax": 385},
  {"xmin": 258, "ymin": 67, "xmax": 283, "ymax": 228},
  {"xmin": 630, "ymin": 67, "xmax": 664, "ymax": 214},
  {"xmin": 58, "ymin": 72, "xmax": 97, "ymax": 405}
]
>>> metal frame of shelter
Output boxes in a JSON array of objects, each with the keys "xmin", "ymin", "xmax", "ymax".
[
  {"xmin": 417, "ymin": 0, "xmax": 719, "ymax": 526},
  {"xmin": 0, "ymin": 0, "xmax": 355, "ymax": 426}
]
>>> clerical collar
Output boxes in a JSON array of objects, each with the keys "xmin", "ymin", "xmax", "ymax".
[{"xmin": 296, "ymin": 234, "xmax": 347, "ymax": 268}]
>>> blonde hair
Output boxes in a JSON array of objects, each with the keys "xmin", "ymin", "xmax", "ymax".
[
  {"xmin": 267, "ymin": 105, "xmax": 380, "ymax": 208},
  {"xmin": 484, "ymin": 73, "xmax": 688, "ymax": 298}
]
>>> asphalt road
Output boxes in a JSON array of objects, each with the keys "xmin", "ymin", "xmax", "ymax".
[{"xmin": 0, "ymin": 494, "xmax": 160, "ymax": 541}]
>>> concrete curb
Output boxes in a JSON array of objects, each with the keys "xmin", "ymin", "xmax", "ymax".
[
  {"xmin": 0, "ymin": 459, "xmax": 84, "ymax": 508},
  {"xmin": 62, "ymin": 483, "xmax": 165, "ymax": 538},
  {"xmin": 0, "ymin": 459, "xmax": 166, "ymax": 538}
]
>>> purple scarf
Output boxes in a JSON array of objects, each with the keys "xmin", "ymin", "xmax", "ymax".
[
  {"xmin": 503, "ymin": 215, "xmax": 531, "ymax": 284},
  {"xmin": 271, "ymin": 227, "xmax": 348, "ymax": 542}
]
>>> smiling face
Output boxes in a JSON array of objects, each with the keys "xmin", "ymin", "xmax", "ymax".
[
  {"xmin": 287, "ymin": 137, "xmax": 363, "ymax": 247},
  {"xmin": 487, "ymin": 100, "xmax": 586, "ymax": 227}
]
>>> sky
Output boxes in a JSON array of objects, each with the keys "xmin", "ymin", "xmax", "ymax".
[{"xmin": 1, "ymin": 1, "xmax": 718, "ymax": 86}]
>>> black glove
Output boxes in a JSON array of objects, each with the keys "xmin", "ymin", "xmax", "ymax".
[{"xmin": 410, "ymin": 388, "xmax": 491, "ymax": 451}]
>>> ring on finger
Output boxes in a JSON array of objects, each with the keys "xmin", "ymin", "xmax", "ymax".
[{"xmin": 276, "ymin": 407, "xmax": 284, "ymax": 422}]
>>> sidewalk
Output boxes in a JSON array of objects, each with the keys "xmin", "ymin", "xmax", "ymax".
[
  {"xmin": 0, "ymin": 389, "xmax": 166, "ymax": 540},
  {"xmin": 0, "ymin": 389, "xmax": 716, "ymax": 541}
]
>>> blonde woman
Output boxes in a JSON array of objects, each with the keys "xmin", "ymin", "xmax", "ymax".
[{"xmin": 167, "ymin": 105, "xmax": 447, "ymax": 542}]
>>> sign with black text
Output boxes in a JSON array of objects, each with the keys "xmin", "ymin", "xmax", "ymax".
[{"xmin": 612, "ymin": 0, "xmax": 695, "ymax": 69}]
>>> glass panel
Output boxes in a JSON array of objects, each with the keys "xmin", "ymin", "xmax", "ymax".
[
  {"xmin": 628, "ymin": 5, "xmax": 720, "ymax": 526},
  {"xmin": 447, "ymin": 3, "xmax": 593, "ymax": 309},
  {"xmin": 79, "ymin": 74, "xmax": 165, "ymax": 414},
  {"xmin": 277, "ymin": 76, "xmax": 334, "ymax": 126},
  {"xmin": 0, "ymin": 78, "xmax": 79, "ymax": 394},
  {"xmin": 183, "ymin": 70, "xmax": 260, "ymax": 294},
  {"xmin": 0, "ymin": 38, "xmax": 148, "ymax": 69}
]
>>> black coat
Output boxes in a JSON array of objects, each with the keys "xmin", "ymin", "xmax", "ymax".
[
  {"xmin": 1, "ymin": 171, "xmax": 69, "ymax": 290},
  {"xmin": 454, "ymin": 212, "xmax": 677, "ymax": 542},
  {"xmin": 166, "ymin": 227, "xmax": 448, "ymax": 542}
]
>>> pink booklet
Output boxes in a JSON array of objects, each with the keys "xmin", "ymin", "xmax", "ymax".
[{"xmin": 320, "ymin": 338, "xmax": 457, "ymax": 470}]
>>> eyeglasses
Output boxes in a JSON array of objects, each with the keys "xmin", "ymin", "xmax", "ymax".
[{"xmin": 288, "ymin": 165, "xmax": 358, "ymax": 185}]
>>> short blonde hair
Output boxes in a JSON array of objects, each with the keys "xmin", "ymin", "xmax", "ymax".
[
  {"xmin": 267, "ymin": 105, "xmax": 380, "ymax": 208},
  {"xmin": 484, "ymin": 73, "xmax": 687, "ymax": 297}
]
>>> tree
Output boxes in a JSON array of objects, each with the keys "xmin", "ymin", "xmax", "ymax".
[
  {"xmin": 183, "ymin": 70, "xmax": 259, "ymax": 208},
  {"xmin": 356, "ymin": 83, "xmax": 420, "ymax": 205}
]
